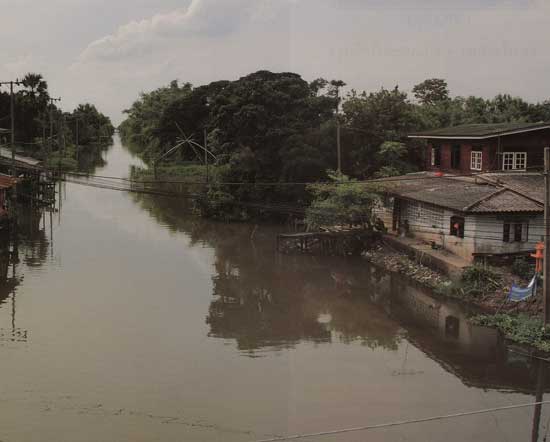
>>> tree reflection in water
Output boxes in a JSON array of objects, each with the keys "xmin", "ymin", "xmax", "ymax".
[
  {"xmin": 0, "ymin": 205, "xmax": 52, "ymax": 343},
  {"xmin": 132, "ymin": 191, "xmax": 550, "ymax": 417}
]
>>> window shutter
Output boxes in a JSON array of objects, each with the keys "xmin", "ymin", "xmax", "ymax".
[
  {"xmin": 522, "ymin": 222, "xmax": 529, "ymax": 242},
  {"xmin": 503, "ymin": 223, "xmax": 510, "ymax": 242}
]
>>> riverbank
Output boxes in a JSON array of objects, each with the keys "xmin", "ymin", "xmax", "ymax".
[
  {"xmin": 131, "ymin": 163, "xmax": 222, "ymax": 182},
  {"xmin": 364, "ymin": 242, "xmax": 539, "ymax": 313},
  {"xmin": 363, "ymin": 241, "xmax": 549, "ymax": 353}
]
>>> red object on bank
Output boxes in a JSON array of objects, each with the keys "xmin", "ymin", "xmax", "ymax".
[
  {"xmin": 531, "ymin": 242, "xmax": 544, "ymax": 273},
  {"xmin": 434, "ymin": 171, "xmax": 444, "ymax": 177}
]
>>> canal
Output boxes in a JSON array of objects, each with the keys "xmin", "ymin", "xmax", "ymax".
[{"xmin": 0, "ymin": 136, "xmax": 548, "ymax": 441}]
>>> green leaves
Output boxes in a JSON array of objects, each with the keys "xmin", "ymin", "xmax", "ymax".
[
  {"xmin": 305, "ymin": 173, "xmax": 379, "ymax": 229},
  {"xmin": 472, "ymin": 314, "xmax": 550, "ymax": 352},
  {"xmin": 412, "ymin": 78, "xmax": 449, "ymax": 105}
]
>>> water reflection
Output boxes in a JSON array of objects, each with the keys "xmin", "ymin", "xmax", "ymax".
[
  {"xmin": 0, "ymin": 206, "xmax": 53, "ymax": 344},
  {"xmin": 132, "ymin": 191, "xmax": 550, "ymax": 405}
]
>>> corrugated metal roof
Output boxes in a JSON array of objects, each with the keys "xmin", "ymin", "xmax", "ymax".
[
  {"xmin": 0, "ymin": 147, "xmax": 41, "ymax": 167},
  {"xmin": 377, "ymin": 172, "xmax": 544, "ymax": 214},
  {"xmin": 478, "ymin": 173, "xmax": 543, "ymax": 203},
  {"xmin": 408, "ymin": 122, "xmax": 550, "ymax": 140},
  {"xmin": 468, "ymin": 191, "xmax": 542, "ymax": 213}
]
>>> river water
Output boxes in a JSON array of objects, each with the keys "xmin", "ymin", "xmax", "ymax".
[{"xmin": 0, "ymin": 136, "xmax": 548, "ymax": 441}]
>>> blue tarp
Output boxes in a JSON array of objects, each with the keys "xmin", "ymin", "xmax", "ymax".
[{"xmin": 508, "ymin": 274, "xmax": 538, "ymax": 302}]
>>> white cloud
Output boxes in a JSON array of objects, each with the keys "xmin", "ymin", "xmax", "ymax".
[
  {"xmin": 78, "ymin": 0, "xmax": 278, "ymax": 63},
  {"xmin": 3, "ymin": 0, "xmax": 550, "ymax": 125}
]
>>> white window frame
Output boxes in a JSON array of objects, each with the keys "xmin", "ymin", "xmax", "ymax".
[
  {"xmin": 502, "ymin": 152, "xmax": 527, "ymax": 171},
  {"xmin": 431, "ymin": 148, "xmax": 435, "ymax": 167},
  {"xmin": 470, "ymin": 151, "xmax": 482, "ymax": 171}
]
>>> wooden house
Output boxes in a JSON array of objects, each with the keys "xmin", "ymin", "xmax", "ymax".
[
  {"xmin": 409, "ymin": 122, "xmax": 550, "ymax": 173},
  {"xmin": 375, "ymin": 122, "xmax": 550, "ymax": 262}
]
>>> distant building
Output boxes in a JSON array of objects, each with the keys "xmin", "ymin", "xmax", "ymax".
[{"xmin": 376, "ymin": 122, "xmax": 550, "ymax": 262}]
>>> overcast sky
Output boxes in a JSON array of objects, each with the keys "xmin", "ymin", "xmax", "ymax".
[{"xmin": 1, "ymin": 0, "xmax": 549, "ymax": 124}]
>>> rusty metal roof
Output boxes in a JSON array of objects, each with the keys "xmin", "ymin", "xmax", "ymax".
[{"xmin": 0, "ymin": 174, "xmax": 18, "ymax": 190}]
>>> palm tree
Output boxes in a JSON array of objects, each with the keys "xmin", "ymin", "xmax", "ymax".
[{"xmin": 22, "ymin": 73, "xmax": 49, "ymax": 106}]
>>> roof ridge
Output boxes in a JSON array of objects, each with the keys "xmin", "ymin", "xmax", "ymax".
[
  {"xmin": 478, "ymin": 175, "xmax": 544, "ymax": 206},
  {"xmin": 464, "ymin": 176, "xmax": 544, "ymax": 212},
  {"xmin": 463, "ymin": 187, "xmax": 506, "ymax": 212}
]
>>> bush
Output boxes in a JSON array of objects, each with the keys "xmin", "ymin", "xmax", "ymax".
[
  {"xmin": 472, "ymin": 314, "xmax": 550, "ymax": 352},
  {"xmin": 194, "ymin": 187, "xmax": 248, "ymax": 221},
  {"xmin": 433, "ymin": 266, "xmax": 502, "ymax": 299},
  {"xmin": 511, "ymin": 257, "xmax": 534, "ymax": 280},
  {"xmin": 461, "ymin": 266, "xmax": 502, "ymax": 297},
  {"xmin": 305, "ymin": 171, "xmax": 380, "ymax": 230},
  {"xmin": 45, "ymin": 154, "xmax": 77, "ymax": 171}
]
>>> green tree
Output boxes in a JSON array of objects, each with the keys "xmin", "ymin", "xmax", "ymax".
[
  {"xmin": 412, "ymin": 78, "xmax": 449, "ymax": 105},
  {"xmin": 342, "ymin": 86, "xmax": 420, "ymax": 177},
  {"xmin": 305, "ymin": 172, "xmax": 379, "ymax": 229}
]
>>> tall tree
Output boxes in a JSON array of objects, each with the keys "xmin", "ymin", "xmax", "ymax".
[{"xmin": 412, "ymin": 78, "xmax": 449, "ymax": 105}]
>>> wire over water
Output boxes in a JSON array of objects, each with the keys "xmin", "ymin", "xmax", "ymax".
[{"xmin": 252, "ymin": 401, "xmax": 550, "ymax": 442}]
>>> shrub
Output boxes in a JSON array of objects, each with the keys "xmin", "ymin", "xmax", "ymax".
[
  {"xmin": 433, "ymin": 266, "xmax": 502, "ymax": 299},
  {"xmin": 461, "ymin": 266, "xmax": 502, "ymax": 297},
  {"xmin": 305, "ymin": 171, "xmax": 380, "ymax": 230},
  {"xmin": 472, "ymin": 314, "xmax": 550, "ymax": 352},
  {"xmin": 511, "ymin": 257, "xmax": 534, "ymax": 280}
]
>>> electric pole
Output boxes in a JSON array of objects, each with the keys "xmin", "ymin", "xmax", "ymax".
[
  {"xmin": 0, "ymin": 80, "xmax": 24, "ymax": 176},
  {"xmin": 330, "ymin": 80, "xmax": 346, "ymax": 175},
  {"xmin": 0, "ymin": 80, "xmax": 24, "ymax": 222},
  {"xmin": 544, "ymin": 147, "xmax": 550, "ymax": 325},
  {"xmin": 48, "ymin": 97, "xmax": 61, "ymax": 169},
  {"xmin": 75, "ymin": 117, "xmax": 79, "ymax": 165},
  {"xmin": 336, "ymin": 88, "xmax": 342, "ymax": 174},
  {"xmin": 337, "ymin": 116, "xmax": 342, "ymax": 173},
  {"xmin": 204, "ymin": 128, "xmax": 209, "ymax": 184}
]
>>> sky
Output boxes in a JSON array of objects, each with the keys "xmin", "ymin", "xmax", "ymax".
[{"xmin": 1, "ymin": 0, "xmax": 549, "ymax": 124}]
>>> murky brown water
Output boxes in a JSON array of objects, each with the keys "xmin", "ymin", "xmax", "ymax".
[{"xmin": 0, "ymin": 137, "xmax": 548, "ymax": 441}]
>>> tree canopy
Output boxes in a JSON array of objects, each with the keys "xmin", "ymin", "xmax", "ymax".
[
  {"xmin": 119, "ymin": 70, "xmax": 550, "ymax": 219},
  {"xmin": 0, "ymin": 73, "xmax": 114, "ymax": 171}
]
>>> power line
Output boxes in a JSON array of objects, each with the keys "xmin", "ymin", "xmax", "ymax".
[
  {"xmin": 55, "ymin": 167, "xmax": 545, "ymax": 187},
  {"xmin": 252, "ymin": 400, "xmax": 550, "ymax": 442},
  {"xmin": 62, "ymin": 177, "xmax": 550, "ymax": 239}
]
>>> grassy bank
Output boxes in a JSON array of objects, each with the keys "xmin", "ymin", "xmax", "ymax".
[
  {"xmin": 131, "ymin": 164, "xmax": 223, "ymax": 183},
  {"xmin": 472, "ymin": 314, "xmax": 550, "ymax": 353},
  {"xmin": 45, "ymin": 152, "xmax": 78, "ymax": 171}
]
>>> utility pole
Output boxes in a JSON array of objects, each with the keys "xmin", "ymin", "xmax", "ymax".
[
  {"xmin": 0, "ymin": 80, "xmax": 24, "ymax": 222},
  {"xmin": 0, "ymin": 80, "xmax": 24, "ymax": 176},
  {"xmin": 10, "ymin": 81, "xmax": 16, "ymax": 177},
  {"xmin": 330, "ymin": 80, "xmax": 346, "ymax": 175},
  {"xmin": 336, "ymin": 87, "xmax": 342, "ymax": 174},
  {"xmin": 204, "ymin": 128, "xmax": 209, "ymax": 184},
  {"xmin": 544, "ymin": 147, "xmax": 550, "ymax": 325},
  {"xmin": 48, "ymin": 97, "xmax": 61, "ymax": 169},
  {"xmin": 337, "ymin": 117, "xmax": 342, "ymax": 173},
  {"xmin": 58, "ymin": 114, "xmax": 67, "ymax": 172},
  {"xmin": 75, "ymin": 117, "xmax": 79, "ymax": 165}
]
